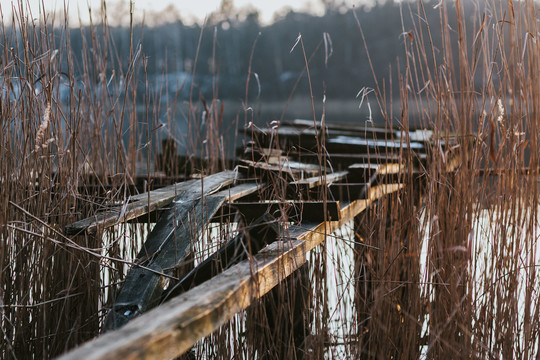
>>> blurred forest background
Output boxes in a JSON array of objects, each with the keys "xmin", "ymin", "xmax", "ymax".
[
  {"xmin": 3, "ymin": 0, "xmax": 459, "ymax": 125},
  {"xmin": 2, "ymin": 0, "xmax": 478, "ymax": 161}
]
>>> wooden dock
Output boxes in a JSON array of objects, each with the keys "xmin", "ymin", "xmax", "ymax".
[{"xmin": 59, "ymin": 119, "xmax": 457, "ymax": 359}]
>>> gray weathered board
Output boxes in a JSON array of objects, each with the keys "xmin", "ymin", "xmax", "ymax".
[
  {"xmin": 65, "ymin": 171, "xmax": 237, "ymax": 235},
  {"xmin": 102, "ymin": 172, "xmax": 251, "ymax": 330}
]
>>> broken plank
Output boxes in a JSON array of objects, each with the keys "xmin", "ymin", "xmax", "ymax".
[
  {"xmin": 104, "ymin": 195, "xmax": 227, "ymax": 331},
  {"xmin": 285, "ymin": 119, "xmax": 399, "ymax": 139},
  {"xmin": 126, "ymin": 182, "xmax": 265, "ymax": 224},
  {"xmin": 57, "ymin": 183, "xmax": 404, "ymax": 360},
  {"xmin": 161, "ymin": 213, "xmax": 281, "ymax": 301},
  {"xmin": 238, "ymin": 159, "xmax": 323, "ymax": 182},
  {"xmin": 65, "ymin": 170, "xmax": 237, "ymax": 235},
  {"xmin": 209, "ymin": 181, "xmax": 264, "ymax": 201},
  {"xmin": 290, "ymin": 152, "xmax": 405, "ymax": 167},
  {"xmin": 103, "ymin": 172, "xmax": 241, "ymax": 330}
]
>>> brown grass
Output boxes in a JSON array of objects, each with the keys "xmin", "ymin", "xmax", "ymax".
[{"xmin": 1, "ymin": 0, "xmax": 539, "ymax": 359}]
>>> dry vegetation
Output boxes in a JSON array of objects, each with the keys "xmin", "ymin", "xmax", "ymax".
[{"xmin": 1, "ymin": 0, "xmax": 539, "ymax": 359}]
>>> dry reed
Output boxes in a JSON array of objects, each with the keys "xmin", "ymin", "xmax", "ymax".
[{"xmin": 1, "ymin": 0, "xmax": 539, "ymax": 359}]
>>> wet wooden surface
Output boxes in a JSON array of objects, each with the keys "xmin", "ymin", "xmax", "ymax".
[{"xmin": 65, "ymin": 171, "xmax": 237, "ymax": 235}]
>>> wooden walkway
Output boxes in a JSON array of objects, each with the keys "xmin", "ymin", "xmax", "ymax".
[{"xmin": 59, "ymin": 119, "xmax": 455, "ymax": 359}]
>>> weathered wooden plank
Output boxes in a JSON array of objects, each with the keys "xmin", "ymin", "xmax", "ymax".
[
  {"xmin": 290, "ymin": 151, "xmax": 406, "ymax": 166},
  {"xmin": 327, "ymin": 135, "xmax": 425, "ymax": 154},
  {"xmin": 238, "ymin": 159, "xmax": 323, "ymax": 183},
  {"xmin": 209, "ymin": 182, "xmax": 263, "ymax": 201},
  {"xmin": 253, "ymin": 121, "xmax": 398, "ymax": 141},
  {"xmin": 103, "ymin": 172, "xmax": 241, "ymax": 330},
  {"xmin": 290, "ymin": 170, "xmax": 349, "ymax": 189},
  {"xmin": 126, "ymin": 182, "xmax": 265, "ymax": 224},
  {"xmin": 65, "ymin": 171, "xmax": 237, "ymax": 235},
  {"xmin": 104, "ymin": 194, "xmax": 228, "ymax": 331},
  {"xmin": 246, "ymin": 124, "xmax": 427, "ymax": 154},
  {"xmin": 285, "ymin": 119, "xmax": 399, "ymax": 137},
  {"xmin": 161, "ymin": 213, "xmax": 281, "ymax": 302},
  {"xmin": 240, "ymin": 159, "xmax": 323, "ymax": 175},
  {"xmin": 58, "ymin": 183, "xmax": 404, "ymax": 360}
]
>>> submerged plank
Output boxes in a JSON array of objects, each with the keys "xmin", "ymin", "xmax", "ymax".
[
  {"xmin": 103, "ymin": 172, "xmax": 242, "ymax": 330},
  {"xmin": 161, "ymin": 213, "xmax": 281, "ymax": 302},
  {"xmin": 58, "ymin": 183, "xmax": 404, "ymax": 360}
]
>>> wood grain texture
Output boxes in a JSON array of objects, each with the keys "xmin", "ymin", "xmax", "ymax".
[
  {"xmin": 290, "ymin": 170, "xmax": 349, "ymax": 189},
  {"xmin": 103, "ymin": 172, "xmax": 243, "ymax": 330},
  {"xmin": 65, "ymin": 171, "xmax": 237, "ymax": 235}
]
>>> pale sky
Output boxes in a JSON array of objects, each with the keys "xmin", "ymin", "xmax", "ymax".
[{"xmin": 0, "ymin": 0, "xmax": 362, "ymax": 25}]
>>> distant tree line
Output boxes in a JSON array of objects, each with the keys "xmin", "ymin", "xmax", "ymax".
[{"xmin": 7, "ymin": 0, "xmax": 477, "ymax": 103}]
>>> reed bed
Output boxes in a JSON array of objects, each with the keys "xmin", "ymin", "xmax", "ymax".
[
  {"xmin": 1, "ymin": 0, "xmax": 539, "ymax": 359},
  {"xmin": 370, "ymin": 0, "xmax": 540, "ymax": 358}
]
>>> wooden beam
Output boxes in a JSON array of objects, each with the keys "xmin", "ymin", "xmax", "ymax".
[
  {"xmin": 290, "ymin": 170, "xmax": 349, "ymax": 189},
  {"xmin": 65, "ymin": 171, "xmax": 237, "ymax": 235},
  {"xmin": 57, "ymin": 183, "xmax": 403, "ymax": 360},
  {"xmin": 103, "ymin": 172, "xmax": 243, "ymax": 330},
  {"xmin": 126, "ymin": 182, "xmax": 265, "ymax": 224},
  {"xmin": 239, "ymin": 159, "xmax": 323, "ymax": 180},
  {"xmin": 327, "ymin": 136, "xmax": 425, "ymax": 154}
]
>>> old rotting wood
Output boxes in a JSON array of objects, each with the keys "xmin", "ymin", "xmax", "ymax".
[
  {"xmin": 290, "ymin": 170, "xmax": 349, "ymax": 189},
  {"xmin": 238, "ymin": 159, "xmax": 324, "ymax": 181},
  {"xmin": 284, "ymin": 119, "xmax": 400, "ymax": 138},
  {"xmin": 327, "ymin": 135, "xmax": 424, "ymax": 153},
  {"xmin": 161, "ymin": 213, "xmax": 281, "ymax": 302},
  {"xmin": 103, "ymin": 171, "xmax": 245, "ymax": 331},
  {"xmin": 65, "ymin": 171, "xmax": 238, "ymax": 235},
  {"xmin": 247, "ymin": 122, "xmax": 427, "ymax": 155},
  {"xmin": 284, "ymin": 170, "xmax": 349, "ymax": 199},
  {"xmin": 126, "ymin": 182, "xmax": 265, "ymax": 224},
  {"xmin": 58, "ymin": 184, "xmax": 403, "ymax": 360}
]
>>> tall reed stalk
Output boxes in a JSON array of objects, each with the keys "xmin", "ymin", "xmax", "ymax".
[
  {"xmin": 1, "ymin": 0, "xmax": 539, "ymax": 359},
  {"xmin": 360, "ymin": 0, "xmax": 540, "ymax": 358},
  {"xmin": 0, "ymin": 2, "xmax": 161, "ymax": 357}
]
